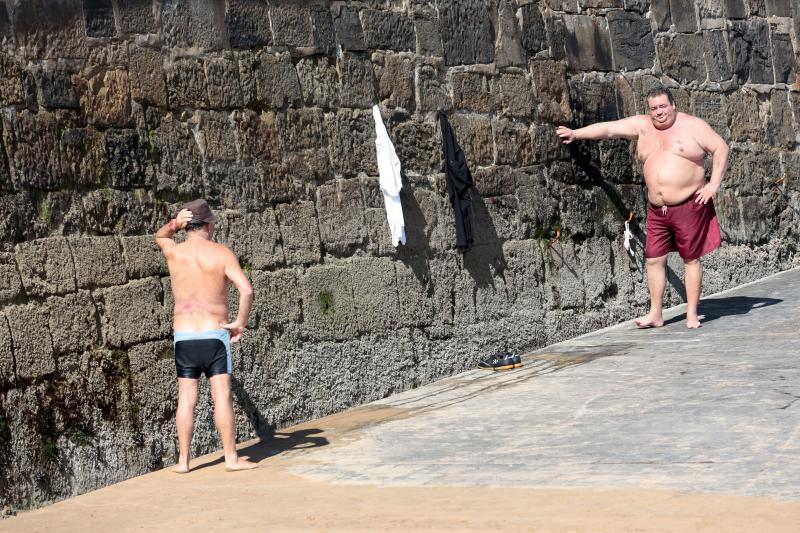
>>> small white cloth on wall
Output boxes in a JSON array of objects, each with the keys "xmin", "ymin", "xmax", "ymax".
[{"xmin": 372, "ymin": 105, "xmax": 406, "ymax": 246}]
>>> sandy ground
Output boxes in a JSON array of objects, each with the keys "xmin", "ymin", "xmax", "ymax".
[{"xmin": 4, "ymin": 408, "xmax": 800, "ymax": 532}]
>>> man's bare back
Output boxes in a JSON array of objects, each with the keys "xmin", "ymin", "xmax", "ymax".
[{"xmin": 167, "ymin": 237, "xmax": 235, "ymax": 333}]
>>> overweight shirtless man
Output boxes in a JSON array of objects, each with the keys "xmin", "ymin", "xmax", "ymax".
[
  {"xmin": 155, "ymin": 198, "xmax": 257, "ymax": 472},
  {"xmin": 556, "ymin": 87, "xmax": 728, "ymax": 329}
]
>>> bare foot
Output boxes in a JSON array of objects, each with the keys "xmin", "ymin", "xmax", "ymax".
[
  {"xmin": 686, "ymin": 317, "xmax": 702, "ymax": 329},
  {"xmin": 172, "ymin": 463, "xmax": 190, "ymax": 474},
  {"xmin": 634, "ymin": 312, "xmax": 664, "ymax": 329},
  {"xmin": 225, "ymin": 457, "xmax": 259, "ymax": 472}
]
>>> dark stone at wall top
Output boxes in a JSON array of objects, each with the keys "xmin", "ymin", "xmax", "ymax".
[
  {"xmin": 226, "ymin": 0, "xmax": 274, "ymax": 48},
  {"xmin": 361, "ymin": 9, "xmax": 415, "ymax": 52},
  {"xmin": 83, "ymin": 0, "xmax": 116, "ymax": 38},
  {"xmin": 438, "ymin": 0, "xmax": 495, "ymax": 66},
  {"xmin": 520, "ymin": 3, "xmax": 547, "ymax": 54},
  {"xmin": 564, "ymin": 15, "xmax": 613, "ymax": 72},
  {"xmin": 607, "ymin": 10, "xmax": 655, "ymax": 71},
  {"xmin": 335, "ymin": 6, "xmax": 366, "ymax": 51}
]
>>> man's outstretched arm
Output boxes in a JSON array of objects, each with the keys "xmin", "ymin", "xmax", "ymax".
[
  {"xmin": 220, "ymin": 251, "xmax": 253, "ymax": 343},
  {"xmin": 556, "ymin": 116, "xmax": 642, "ymax": 144},
  {"xmin": 155, "ymin": 208, "xmax": 193, "ymax": 254}
]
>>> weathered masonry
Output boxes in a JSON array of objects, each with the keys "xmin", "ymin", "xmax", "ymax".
[{"xmin": 0, "ymin": 0, "xmax": 798, "ymax": 510}]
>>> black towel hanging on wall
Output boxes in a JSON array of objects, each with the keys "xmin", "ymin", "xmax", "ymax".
[{"xmin": 439, "ymin": 112, "xmax": 475, "ymax": 253}]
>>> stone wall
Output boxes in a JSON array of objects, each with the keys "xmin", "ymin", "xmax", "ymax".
[{"xmin": 0, "ymin": 0, "xmax": 798, "ymax": 510}]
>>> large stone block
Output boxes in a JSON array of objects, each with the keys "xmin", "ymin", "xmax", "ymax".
[
  {"xmin": 389, "ymin": 118, "xmax": 440, "ymax": 175},
  {"xmin": 339, "ymin": 52, "xmax": 376, "ymax": 109},
  {"xmin": 69, "ymin": 237, "xmax": 127, "ymax": 289},
  {"xmin": 494, "ymin": 118, "xmax": 534, "ymax": 166},
  {"xmin": 438, "ymin": 0, "xmax": 495, "ymax": 66},
  {"xmin": 300, "ymin": 263, "xmax": 358, "ymax": 340},
  {"xmin": 530, "ymin": 60, "xmax": 572, "ymax": 124},
  {"xmin": 607, "ymin": 10, "xmax": 655, "ymax": 71},
  {"xmin": 59, "ymin": 127, "xmax": 108, "ymax": 188},
  {"xmin": 128, "ymin": 45, "xmax": 167, "ymax": 108},
  {"xmin": 310, "ymin": 6, "xmax": 336, "ymax": 55},
  {"xmin": 98, "ymin": 277, "xmax": 167, "ymax": 347},
  {"xmin": 768, "ymin": 90, "xmax": 795, "ymax": 149},
  {"xmin": 165, "ymin": 58, "xmax": 209, "ymax": 109},
  {"xmin": 417, "ymin": 60, "xmax": 451, "ymax": 113},
  {"xmin": 394, "ymin": 259, "xmax": 435, "ymax": 327},
  {"xmin": 3, "ymin": 109, "xmax": 64, "ymax": 190},
  {"xmin": 730, "ymin": 20, "xmax": 774, "ymax": 85},
  {"xmin": 326, "ymin": 109, "xmax": 376, "ymax": 177},
  {"xmin": 152, "ymin": 116, "xmax": 204, "ymax": 199},
  {"xmin": 497, "ymin": 73, "xmax": 534, "ymax": 118},
  {"xmin": 5, "ymin": 303, "xmax": 55, "ymax": 380},
  {"xmin": 349, "ymin": 258, "xmax": 399, "ymax": 333},
  {"xmin": 451, "ymin": 72, "xmax": 497, "ymax": 114},
  {"xmin": 0, "ymin": 252, "xmax": 22, "ymax": 303},
  {"xmin": 414, "ymin": 15, "xmax": 443, "ymax": 57},
  {"xmin": 204, "ymin": 163, "xmax": 262, "ymax": 212},
  {"xmin": 494, "ymin": 0, "xmax": 525, "ymax": 68},
  {"xmin": 205, "ymin": 57, "xmax": 245, "ymax": 109},
  {"xmin": 12, "ymin": 0, "xmax": 87, "ymax": 60},
  {"xmin": 657, "ymin": 33, "xmax": 707, "ymax": 84},
  {"xmin": 726, "ymin": 148, "xmax": 781, "ymax": 195},
  {"xmin": 0, "ymin": 314, "xmax": 14, "ymax": 386},
  {"xmin": 79, "ymin": 68, "xmax": 132, "ymax": 127},
  {"xmin": 0, "ymin": 53, "xmax": 24, "ymax": 106},
  {"xmin": 105, "ymin": 129, "xmax": 152, "ymax": 189},
  {"xmin": 563, "ymin": 15, "xmax": 613, "ymax": 71},
  {"xmin": 197, "ymin": 111, "xmax": 237, "ymax": 161},
  {"xmin": 34, "ymin": 69, "xmax": 79, "ymax": 109},
  {"xmin": 375, "ymin": 53, "xmax": 415, "ymax": 111},
  {"xmin": 47, "ymin": 291, "xmax": 99, "ymax": 355},
  {"xmin": 225, "ymin": 0, "xmax": 273, "ymax": 48},
  {"xmin": 669, "ymin": 0, "xmax": 698, "ymax": 32},
  {"xmin": 0, "ymin": 193, "xmax": 41, "ymax": 248},
  {"xmin": 770, "ymin": 28, "xmax": 795, "ymax": 85},
  {"xmin": 276, "ymin": 201, "xmax": 322, "ymax": 265},
  {"xmin": 691, "ymin": 91, "xmax": 728, "ymax": 135},
  {"xmin": 361, "ymin": 9, "xmax": 415, "ymax": 52},
  {"xmin": 296, "ymin": 57, "xmax": 341, "ymax": 109},
  {"xmin": 121, "ymin": 236, "xmax": 167, "ymax": 280},
  {"xmin": 316, "ymin": 179, "xmax": 368, "ymax": 257},
  {"xmin": 238, "ymin": 51, "xmax": 302, "ymax": 109},
  {"xmin": 116, "ymin": 0, "xmax": 156, "ymax": 34},
  {"xmin": 724, "ymin": 0, "xmax": 747, "ymax": 18},
  {"xmin": 270, "ymin": 4, "xmax": 314, "ymax": 48},
  {"xmin": 449, "ymin": 114, "xmax": 494, "ymax": 167},
  {"xmin": 726, "ymin": 90, "xmax": 763, "ymax": 143},
  {"xmin": 160, "ymin": 0, "xmax": 224, "ymax": 50},
  {"xmin": 703, "ymin": 30, "xmax": 733, "ymax": 82},
  {"xmin": 251, "ymin": 269, "xmax": 302, "ymax": 327},
  {"xmin": 82, "ymin": 188, "xmax": 166, "ymax": 235},
  {"xmin": 15, "ymin": 237, "xmax": 76, "ymax": 297},
  {"xmin": 234, "ymin": 110, "xmax": 280, "ymax": 164},
  {"xmin": 765, "ymin": 0, "xmax": 792, "ymax": 16},
  {"xmin": 83, "ymin": 0, "xmax": 116, "ymax": 38},
  {"xmin": 569, "ymin": 75, "xmax": 619, "ymax": 125},
  {"xmin": 335, "ymin": 6, "xmax": 366, "ymax": 51},
  {"xmin": 520, "ymin": 3, "xmax": 548, "ymax": 54},
  {"xmin": 531, "ymin": 124, "xmax": 570, "ymax": 164},
  {"xmin": 223, "ymin": 209, "xmax": 284, "ymax": 270}
]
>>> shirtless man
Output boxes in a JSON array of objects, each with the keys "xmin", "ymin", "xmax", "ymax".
[
  {"xmin": 556, "ymin": 87, "xmax": 728, "ymax": 329},
  {"xmin": 155, "ymin": 198, "xmax": 257, "ymax": 472}
]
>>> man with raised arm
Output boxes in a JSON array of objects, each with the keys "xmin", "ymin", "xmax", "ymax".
[
  {"xmin": 155, "ymin": 198, "xmax": 257, "ymax": 472},
  {"xmin": 556, "ymin": 87, "xmax": 728, "ymax": 329}
]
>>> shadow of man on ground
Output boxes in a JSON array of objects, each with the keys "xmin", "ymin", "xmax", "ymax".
[{"xmin": 661, "ymin": 295, "xmax": 783, "ymax": 326}]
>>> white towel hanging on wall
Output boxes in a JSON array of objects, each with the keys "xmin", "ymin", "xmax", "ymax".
[{"xmin": 372, "ymin": 105, "xmax": 406, "ymax": 247}]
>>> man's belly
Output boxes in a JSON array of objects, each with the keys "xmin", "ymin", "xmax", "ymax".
[{"xmin": 642, "ymin": 152, "xmax": 706, "ymax": 206}]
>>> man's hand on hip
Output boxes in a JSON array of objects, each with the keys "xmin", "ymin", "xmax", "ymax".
[
  {"xmin": 220, "ymin": 319, "xmax": 246, "ymax": 343},
  {"xmin": 694, "ymin": 183, "xmax": 719, "ymax": 205}
]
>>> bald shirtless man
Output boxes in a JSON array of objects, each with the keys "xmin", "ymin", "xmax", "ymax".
[
  {"xmin": 556, "ymin": 87, "xmax": 728, "ymax": 329},
  {"xmin": 155, "ymin": 198, "xmax": 257, "ymax": 472}
]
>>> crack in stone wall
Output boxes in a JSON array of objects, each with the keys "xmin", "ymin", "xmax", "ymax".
[{"xmin": 0, "ymin": 0, "xmax": 798, "ymax": 510}]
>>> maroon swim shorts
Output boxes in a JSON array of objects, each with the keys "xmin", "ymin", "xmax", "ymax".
[{"xmin": 645, "ymin": 196, "xmax": 721, "ymax": 261}]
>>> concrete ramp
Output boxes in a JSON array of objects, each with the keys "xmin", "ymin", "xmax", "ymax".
[{"xmin": 6, "ymin": 269, "xmax": 800, "ymax": 532}]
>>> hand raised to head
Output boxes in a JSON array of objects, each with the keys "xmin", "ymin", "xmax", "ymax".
[{"xmin": 175, "ymin": 208, "xmax": 193, "ymax": 230}]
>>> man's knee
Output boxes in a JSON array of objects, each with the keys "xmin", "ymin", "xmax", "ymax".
[{"xmin": 646, "ymin": 255, "xmax": 667, "ymax": 266}]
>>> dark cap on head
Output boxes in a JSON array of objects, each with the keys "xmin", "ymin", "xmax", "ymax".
[{"xmin": 180, "ymin": 199, "xmax": 218, "ymax": 224}]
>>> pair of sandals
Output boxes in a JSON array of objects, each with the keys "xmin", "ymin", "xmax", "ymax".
[{"xmin": 477, "ymin": 352, "xmax": 523, "ymax": 371}]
